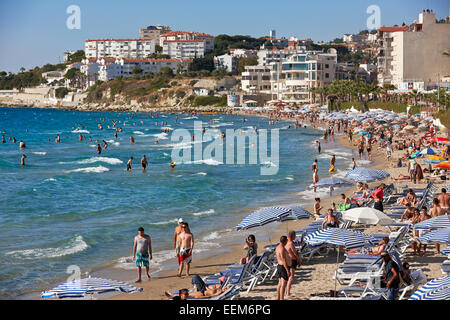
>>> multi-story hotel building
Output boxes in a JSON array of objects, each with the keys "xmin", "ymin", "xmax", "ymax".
[
  {"xmin": 160, "ymin": 31, "xmax": 214, "ymax": 51},
  {"xmin": 269, "ymin": 51, "xmax": 337, "ymax": 103},
  {"xmin": 377, "ymin": 10, "xmax": 450, "ymax": 90},
  {"xmin": 162, "ymin": 40, "xmax": 206, "ymax": 59},
  {"xmin": 84, "ymin": 39, "xmax": 156, "ymax": 59},
  {"xmin": 241, "ymin": 65, "xmax": 272, "ymax": 94}
]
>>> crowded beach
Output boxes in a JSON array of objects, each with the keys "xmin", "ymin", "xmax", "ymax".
[{"xmin": 39, "ymin": 105, "xmax": 450, "ymax": 301}]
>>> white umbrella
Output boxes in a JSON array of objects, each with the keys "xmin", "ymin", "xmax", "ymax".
[{"xmin": 342, "ymin": 207, "xmax": 394, "ymax": 225}]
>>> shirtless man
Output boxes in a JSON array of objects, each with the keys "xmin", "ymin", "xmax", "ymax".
[
  {"xmin": 275, "ymin": 236, "xmax": 290, "ymax": 300},
  {"xmin": 177, "ymin": 223, "xmax": 194, "ymax": 277},
  {"xmin": 127, "ymin": 157, "xmax": 133, "ymax": 172},
  {"xmin": 141, "ymin": 155, "xmax": 148, "ymax": 173},
  {"xmin": 130, "ymin": 136, "xmax": 135, "ymax": 144},
  {"xmin": 173, "ymin": 218, "xmax": 185, "ymax": 265},
  {"xmin": 285, "ymin": 231, "xmax": 301, "ymax": 297},
  {"xmin": 430, "ymin": 198, "xmax": 445, "ymax": 253},
  {"xmin": 21, "ymin": 154, "xmax": 26, "ymax": 166},
  {"xmin": 96, "ymin": 144, "xmax": 102, "ymax": 155},
  {"xmin": 19, "ymin": 140, "xmax": 25, "ymax": 149},
  {"xmin": 438, "ymin": 188, "xmax": 450, "ymax": 214}
]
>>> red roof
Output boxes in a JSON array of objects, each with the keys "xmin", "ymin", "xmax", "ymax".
[
  {"xmin": 162, "ymin": 31, "xmax": 213, "ymax": 38},
  {"xmin": 378, "ymin": 26, "xmax": 407, "ymax": 32},
  {"xmin": 85, "ymin": 39, "xmax": 153, "ymax": 42},
  {"xmin": 163, "ymin": 40, "xmax": 205, "ymax": 43}
]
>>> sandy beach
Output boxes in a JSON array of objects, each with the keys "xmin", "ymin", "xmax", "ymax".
[{"xmin": 106, "ymin": 112, "xmax": 449, "ymax": 301}]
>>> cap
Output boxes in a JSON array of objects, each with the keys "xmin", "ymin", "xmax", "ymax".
[{"xmin": 178, "ymin": 218, "xmax": 184, "ymax": 223}]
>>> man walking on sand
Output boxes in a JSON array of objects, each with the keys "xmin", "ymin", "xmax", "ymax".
[
  {"xmin": 275, "ymin": 236, "xmax": 290, "ymax": 300},
  {"xmin": 177, "ymin": 222, "xmax": 194, "ymax": 277},
  {"xmin": 285, "ymin": 231, "xmax": 301, "ymax": 297},
  {"xmin": 174, "ymin": 218, "xmax": 185, "ymax": 266},
  {"xmin": 132, "ymin": 227, "xmax": 152, "ymax": 283}
]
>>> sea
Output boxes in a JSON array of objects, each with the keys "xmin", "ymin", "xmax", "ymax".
[{"xmin": 0, "ymin": 106, "xmax": 365, "ymax": 299}]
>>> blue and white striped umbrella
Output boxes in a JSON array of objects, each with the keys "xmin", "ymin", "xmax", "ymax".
[
  {"xmin": 442, "ymin": 247, "xmax": 450, "ymax": 256},
  {"xmin": 236, "ymin": 206, "xmax": 291, "ymax": 230},
  {"xmin": 304, "ymin": 228, "xmax": 375, "ymax": 250},
  {"xmin": 418, "ymin": 227, "xmax": 450, "ymax": 244},
  {"xmin": 419, "ymin": 147, "xmax": 436, "ymax": 156},
  {"xmin": 41, "ymin": 277, "xmax": 143, "ymax": 299},
  {"xmin": 282, "ymin": 206, "xmax": 313, "ymax": 221},
  {"xmin": 313, "ymin": 177, "xmax": 354, "ymax": 188},
  {"xmin": 409, "ymin": 275, "xmax": 450, "ymax": 300},
  {"xmin": 414, "ymin": 215, "xmax": 450, "ymax": 230},
  {"xmin": 345, "ymin": 168, "xmax": 390, "ymax": 182}
]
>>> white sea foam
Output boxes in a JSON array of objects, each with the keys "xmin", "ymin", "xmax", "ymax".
[
  {"xmin": 189, "ymin": 159, "xmax": 223, "ymax": 166},
  {"xmin": 202, "ymin": 231, "xmax": 220, "ymax": 241},
  {"xmin": 195, "ymin": 172, "xmax": 207, "ymax": 176},
  {"xmin": 66, "ymin": 166, "xmax": 110, "ymax": 174},
  {"xmin": 261, "ymin": 161, "xmax": 278, "ymax": 167},
  {"xmin": 77, "ymin": 157, "xmax": 123, "ymax": 165},
  {"xmin": 44, "ymin": 178, "xmax": 56, "ymax": 182},
  {"xmin": 192, "ymin": 209, "xmax": 215, "ymax": 216},
  {"xmin": 285, "ymin": 175, "xmax": 294, "ymax": 181},
  {"xmin": 5, "ymin": 236, "xmax": 88, "ymax": 259},
  {"xmin": 151, "ymin": 132, "xmax": 169, "ymax": 140},
  {"xmin": 133, "ymin": 131, "xmax": 145, "ymax": 135},
  {"xmin": 32, "ymin": 151, "xmax": 47, "ymax": 155},
  {"xmin": 72, "ymin": 129, "xmax": 90, "ymax": 134},
  {"xmin": 150, "ymin": 218, "xmax": 178, "ymax": 226}
]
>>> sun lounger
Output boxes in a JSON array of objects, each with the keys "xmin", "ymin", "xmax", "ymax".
[{"xmin": 441, "ymin": 260, "xmax": 450, "ymax": 275}]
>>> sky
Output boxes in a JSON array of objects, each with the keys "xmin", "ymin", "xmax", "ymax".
[{"xmin": 0, "ymin": 0, "xmax": 449, "ymax": 73}]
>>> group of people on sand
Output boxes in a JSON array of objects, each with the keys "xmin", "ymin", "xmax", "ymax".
[{"xmin": 132, "ymin": 217, "xmax": 195, "ymax": 284}]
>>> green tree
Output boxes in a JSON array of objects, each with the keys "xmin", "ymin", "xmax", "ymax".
[
  {"xmin": 55, "ymin": 87, "xmax": 69, "ymax": 98},
  {"xmin": 132, "ymin": 67, "xmax": 143, "ymax": 75},
  {"xmin": 236, "ymin": 55, "xmax": 258, "ymax": 73}
]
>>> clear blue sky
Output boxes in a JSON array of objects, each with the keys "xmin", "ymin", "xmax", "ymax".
[{"xmin": 0, "ymin": 0, "xmax": 448, "ymax": 73}]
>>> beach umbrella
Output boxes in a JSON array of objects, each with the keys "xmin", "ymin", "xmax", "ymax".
[
  {"xmin": 409, "ymin": 275, "xmax": 450, "ymax": 300},
  {"xmin": 442, "ymin": 247, "xmax": 450, "ymax": 256},
  {"xmin": 419, "ymin": 148, "xmax": 436, "ymax": 156},
  {"xmin": 342, "ymin": 207, "xmax": 394, "ymax": 226},
  {"xmin": 418, "ymin": 227, "xmax": 450, "ymax": 244},
  {"xmin": 345, "ymin": 168, "xmax": 390, "ymax": 182},
  {"xmin": 41, "ymin": 277, "xmax": 143, "ymax": 299},
  {"xmin": 424, "ymin": 158, "xmax": 444, "ymax": 164},
  {"xmin": 414, "ymin": 215, "xmax": 450, "ymax": 230},
  {"xmin": 440, "ymin": 141, "xmax": 450, "ymax": 146},
  {"xmin": 236, "ymin": 206, "xmax": 291, "ymax": 230},
  {"xmin": 304, "ymin": 228, "xmax": 375, "ymax": 250},
  {"xmin": 313, "ymin": 177, "xmax": 354, "ymax": 188},
  {"xmin": 429, "ymin": 137, "xmax": 450, "ymax": 143},
  {"xmin": 435, "ymin": 162, "xmax": 450, "ymax": 170},
  {"xmin": 282, "ymin": 206, "xmax": 313, "ymax": 221},
  {"xmin": 427, "ymin": 155, "xmax": 445, "ymax": 161},
  {"xmin": 408, "ymin": 151, "xmax": 420, "ymax": 159}
]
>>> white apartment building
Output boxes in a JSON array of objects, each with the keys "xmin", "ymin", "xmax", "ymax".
[
  {"xmin": 97, "ymin": 58, "xmax": 188, "ymax": 81},
  {"xmin": 269, "ymin": 51, "xmax": 337, "ymax": 103},
  {"xmin": 241, "ymin": 65, "xmax": 272, "ymax": 93},
  {"xmin": 85, "ymin": 39, "xmax": 156, "ymax": 59},
  {"xmin": 214, "ymin": 49, "xmax": 257, "ymax": 72},
  {"xmin": 160, "ymin": 31, "xmax": 214, "ymax": 51},
  {"xmin": 163, "ymin": 40, "xmax": 206, "ymax": 59},
  {"xmin": 257, "ymin": 48, "xmax": 307, "ymax": 66},
  {"xmin": 377, "ymin": 10, "xmax": 450, "ymax": 89}
]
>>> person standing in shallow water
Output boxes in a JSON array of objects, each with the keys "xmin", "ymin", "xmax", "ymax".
[
  {"xmin": 132, "ymin": 227, "xmax": 152, "ymax": 283},
  {"xmin": 141, "ymin": 155, "xmax": 148, "ymax": 172},
  {"xmin": 127, "ymin": 157, "xmax": 133, "ymax": 172},
  {"xmin": 21, "ymin": 154, "xmax": 26, "ymax": 166}
]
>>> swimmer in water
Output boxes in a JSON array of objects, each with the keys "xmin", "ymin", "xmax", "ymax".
[
  {"xmin": 19, "ymin": 140, "xmax": 26, "ymax": 148},
  {"xmin": 141, "ymin": 155, "xmax": 148, "ymax": 172},
  {"xmin": 97, "ymin": 144, "xmax": 102, "ymax": 155},
  {"xmin": 127, "ymin": 157, "xmax": 133, "ymax": 172},
  {"xmin": 103, "ymin": 140, "xmax": 108, "ymax": 149},
  {"xmin": 21, "ymin": 154, "xmax": 26, "ymax": 166},
  {"xmin": 1, "ymin": 135, "xmax": 5, "ymax": 143},
  {"xmin": 130, "ymin": 136, "xmax": 135, "ymax": 144},
  {"xmin": 114, "ymin": 131, "xmax": 118, "ymax": 139},
  {"xmin": 170, "ymin": 161, "xmax": 176, "ymax": 169}
]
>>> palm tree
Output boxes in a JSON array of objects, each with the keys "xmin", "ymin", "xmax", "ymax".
[{"xmin": 408, "ymin": 89, "xmax": 419, "ymax": 106}]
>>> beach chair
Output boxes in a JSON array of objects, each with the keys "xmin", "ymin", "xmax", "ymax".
[
  {"xmin": 441, "ymin": 260, "xmax": 450, "ymax": 275},
  {"xmin": 203, "ymin": 254, "xmax": 257, "ymax": 287}
]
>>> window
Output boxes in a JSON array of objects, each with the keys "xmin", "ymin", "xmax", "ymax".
[{"xmin": 325, "ymin": 73, "xmax": 329, "ymax": 78}]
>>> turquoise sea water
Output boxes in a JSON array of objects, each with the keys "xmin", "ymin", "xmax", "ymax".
[{"xmin": 0, "ymin": 107, "xmax": 357, "ymax": 299}]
